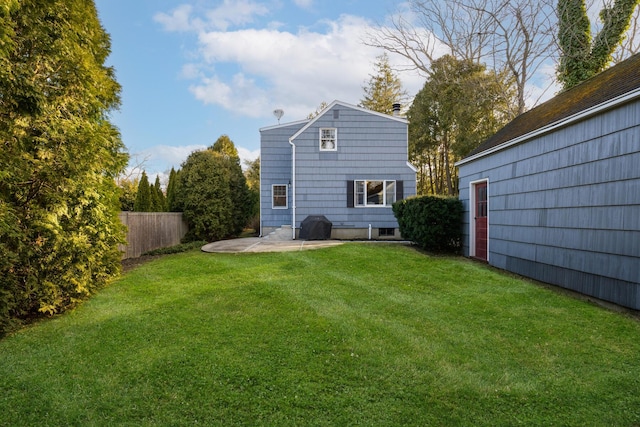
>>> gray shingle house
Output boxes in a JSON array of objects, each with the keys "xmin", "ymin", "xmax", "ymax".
[
  {"xmin": 456, "ymin": 53, "xmax": 640, "ymax": 310},
  {"xmin": 260, "ymin": 100, "xmax": 416, "ymax": 240}
]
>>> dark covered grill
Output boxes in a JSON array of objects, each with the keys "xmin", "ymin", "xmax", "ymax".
[{"xmin": 299, "ymin": 215, "xmax": 332, "ymax": 240}]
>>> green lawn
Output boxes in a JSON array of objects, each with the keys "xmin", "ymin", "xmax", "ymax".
[{"xmin": 1, "ymin": 244, "xmax": 639, "ymax": 426}]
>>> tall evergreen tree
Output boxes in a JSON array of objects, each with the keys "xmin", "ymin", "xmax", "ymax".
[
  {"xmin": 557, "ymin": 0, "xmax": 640, "ymax": 89},
  {"xmin": 149, "ymin": 180, "xmax": 161, "ymax": 212},
  {"xmin": 176, "ymin": 151, "xmax": 234, "ymax": 242},
  {"xmin": 0, "ymin": 0, "xmax": 127, "ymax": 334},
  {"xmin": 165, "ymin": 167, "xmax": 180, "ymax": 212},
  {"xmin": 209, "ymin": 135, "xmax": 250, "ymax": 236},
  {"xmin": 153, "ymin": 175, "xmax": 167, "ymax": 212},
  {"xmin": 151, "ymin": 175, "xmax": 166, "ymax": 211},
  {"xmin": 134, "ymin": 171, "xmax": 152, "ymax": 212},
  {"xmin": 359, "ymin": 52, "xmax": 408, "ymax": 115}
]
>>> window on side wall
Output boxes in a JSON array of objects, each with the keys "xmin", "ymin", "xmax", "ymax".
[
  {"xmin": 354, "ymin": 180, "xmax": 395, "ymax": 207},
  {"xmin": 319, "ymin": 128, "xmax": 337, "ymax": 151},
  {"xmin": 272, "ymin": 184, "xmax": 288, "ymax": 209}
]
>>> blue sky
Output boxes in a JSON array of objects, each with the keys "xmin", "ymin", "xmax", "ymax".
[{"xmin": 94, "ymin": 0, "xmax": 427, "ymax": 182}]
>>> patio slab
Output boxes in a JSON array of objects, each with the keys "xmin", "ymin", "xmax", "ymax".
[{"xmin": 201, "ymin": 238, "xmax": 344, "ymax": 253}]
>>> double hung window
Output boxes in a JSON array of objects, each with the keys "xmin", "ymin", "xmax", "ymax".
[
  {"xmin": 272, "ymin": 184, "xmax": 288, "ymax": 209},
  {"xmin": 319, "ymin": 128, "xmax": 337, "ymax": 151}
]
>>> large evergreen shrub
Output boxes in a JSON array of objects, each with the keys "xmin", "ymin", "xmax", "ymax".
[
  {"xmin": 393, "ymin": 196, "xmax": 463, "ymax": 253},
  {"xmin": 0, "ymin": 0, "xmax": 127, "ymax": 336},
  {"xmin": 175, "ymin": 145, "xmax": 250, "ymax": 242}
]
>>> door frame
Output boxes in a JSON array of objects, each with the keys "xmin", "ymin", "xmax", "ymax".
[{"xmin": 469, "ymin": 179, "xmax": 489, "ymax": 261}]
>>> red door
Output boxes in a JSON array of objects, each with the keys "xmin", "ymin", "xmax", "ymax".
[{"xmin": 474, "ymin": 182, "xmax": 488, "ymax": 261}]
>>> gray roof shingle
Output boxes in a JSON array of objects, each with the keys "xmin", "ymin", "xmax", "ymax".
[{"xmin": 463, "ymin": 53, "xmax": 640, "ymax": 159}]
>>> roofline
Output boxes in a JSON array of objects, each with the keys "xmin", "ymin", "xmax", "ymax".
[
  {"xmin": 289, "ymin": 100, "xmax": 408, "ymax": 142},
  {"xmin": 455, "ymin": 87, "xmax": 640, "ymax": 167},
  {"xmin": 259, "ymin": 119, "xmax": 310, "ymax": 132}
]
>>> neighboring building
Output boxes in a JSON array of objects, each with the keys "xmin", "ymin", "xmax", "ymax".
[
  {"xmin": 456, "ymin": 53, "xmax": 640, "ymax": 310},
  {"xmin": 260, "ymin": 100, "xmax": 416, "ymax": 240}
]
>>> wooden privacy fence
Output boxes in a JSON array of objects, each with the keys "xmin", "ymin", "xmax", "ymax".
[{"xmin": 118, "ymin": 212, "xmax": 189, "ymax": 259}]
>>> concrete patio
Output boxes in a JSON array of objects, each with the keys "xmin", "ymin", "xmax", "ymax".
[{"xmin": 201, "ymin": 237, "xmax": 344, "ymax": 253}]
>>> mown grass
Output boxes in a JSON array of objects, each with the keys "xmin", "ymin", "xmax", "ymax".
[{"xmin": 1, "ymin": 243, "xmax": 639, "ymax": 426}]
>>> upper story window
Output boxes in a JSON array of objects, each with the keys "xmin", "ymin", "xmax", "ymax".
[{"xmin": 319, "ymin": 128, "xmax": 337, "ymax": 151}]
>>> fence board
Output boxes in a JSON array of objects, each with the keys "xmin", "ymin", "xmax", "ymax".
[{"xmin": 118, "ymin": 212, "xmax": 189, "ymax": 259}]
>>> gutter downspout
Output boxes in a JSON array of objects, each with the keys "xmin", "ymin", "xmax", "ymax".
[
  {"xmin": 258, "ymin": 143, "xmax": 263, "ymax": 237},
  {"xmin": 289, "ymin": 138, "xmax": 296, "ymax": 240}
]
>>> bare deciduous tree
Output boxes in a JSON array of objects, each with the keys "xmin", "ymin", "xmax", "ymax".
[{"xmin": 365, "ymin": 0, "xmax": 557, "ymax": 114}]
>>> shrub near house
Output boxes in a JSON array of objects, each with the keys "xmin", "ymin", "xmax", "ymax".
[{"xmin": 393, "ymin": 196, "xmax": 463, "ymax": 252}]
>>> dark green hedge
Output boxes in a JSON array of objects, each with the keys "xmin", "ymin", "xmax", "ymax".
[{"xmin": 393, "ymin": 196, "xmax": 464, "ymax": 253}]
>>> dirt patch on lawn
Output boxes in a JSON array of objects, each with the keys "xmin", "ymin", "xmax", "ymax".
[{"xmin": 121, "ymin": 254, "xmax": 165, "ymax": 273}]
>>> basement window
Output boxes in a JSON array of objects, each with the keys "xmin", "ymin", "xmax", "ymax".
[{"xmin": 378, "ymin": 228, "xmax": 395, "ymax": 237}]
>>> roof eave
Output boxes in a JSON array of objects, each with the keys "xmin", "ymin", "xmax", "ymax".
[
  {"xmin": 455, "ymin": 87, "xmax": 640, "ymax": 167},
  {"xmin": 259, "ymin": 119, "xmax": 310, "ymax": 132},
  {"xmin": 289, "ymin": 100, "xmax": 408, "ymax": 142}
]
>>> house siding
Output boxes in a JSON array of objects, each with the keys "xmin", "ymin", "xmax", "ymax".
[
  {"xmin": 458, "ymin": 100, "xmax": 640, "ymax": 309},
  {"xmin": 260, "ymin": 103, "xmax": 416, "ymax": 238},
  {"xmin": 260, "ymin": 122, "xmax": 305, "ymax": 231}
]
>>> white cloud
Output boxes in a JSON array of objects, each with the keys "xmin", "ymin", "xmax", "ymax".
[
  {"xmin": 293, "ymin": 0, "xmax": 314, "ymax": 9},
  {"xmin": 205, "ymin": 0, "xmax": 270, "ymax": 31},
  {"xmin": 152, "ymin": 144, "xmax": 207, "ymax": 162},
  {"xmin": 237, "ymin": 146, "xmax": 260, "ymax": 166},
  {"xmin": 142, "ymin": 144, "xmax": 207, "ymax": 173},
  {"xmin": 180, "ymin": 63, "xmax": 203, "ymax": 79},
  {"xmin": 183, "ymin": 14, "xmax": 425, "ymax": 120},
  {"xmin": 154, "ymin": 0, "xmax": 270, "ymax": 32},
  {"xmin": 154, "ymin": 4, "xmax": 196, "ymax": 32},
  {"xmin": 131, "ymin": 143, "xmax": 260, "ymax": 183}
]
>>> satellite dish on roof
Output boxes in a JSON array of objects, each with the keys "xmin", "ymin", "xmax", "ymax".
[{"xmin": 273, "ymin": 109, "xmax": 284, "ymax": 124}]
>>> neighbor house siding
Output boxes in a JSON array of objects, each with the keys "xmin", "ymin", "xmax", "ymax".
[
  {"xmin": 292, "ymin": 104, "xmax": 415, "ymax": 231},
  {"xmin": 458, "ymin": 100, "xmax": 640, "ymax": 309}
]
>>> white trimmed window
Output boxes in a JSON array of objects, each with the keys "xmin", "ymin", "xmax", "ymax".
[
  {"xmin": 354, "ymin": 180, "xmax": 396, "ymax": 207},
  {"xmin": 319, "ymin": 128, "xmax": 337, "ymax": 151},
  {"xmin": 272, "ymin": 184, "xmax": 288, "ymax": 209}
]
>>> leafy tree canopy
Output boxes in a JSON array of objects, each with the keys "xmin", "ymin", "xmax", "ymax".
[
  {"xmin": 209, "ymin": 134, "xmax": 239, "ymax": 158},
  {"xmin": 244, "ymin": 157, "xmax": 260, "ymax": 191},
  {"xmin": 408, "ymin": 55, "xmax": 517, "ymax": 195},
  {"xmin": 117, "ymin": 177, "xmax": 138, "ymax": 211}
]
